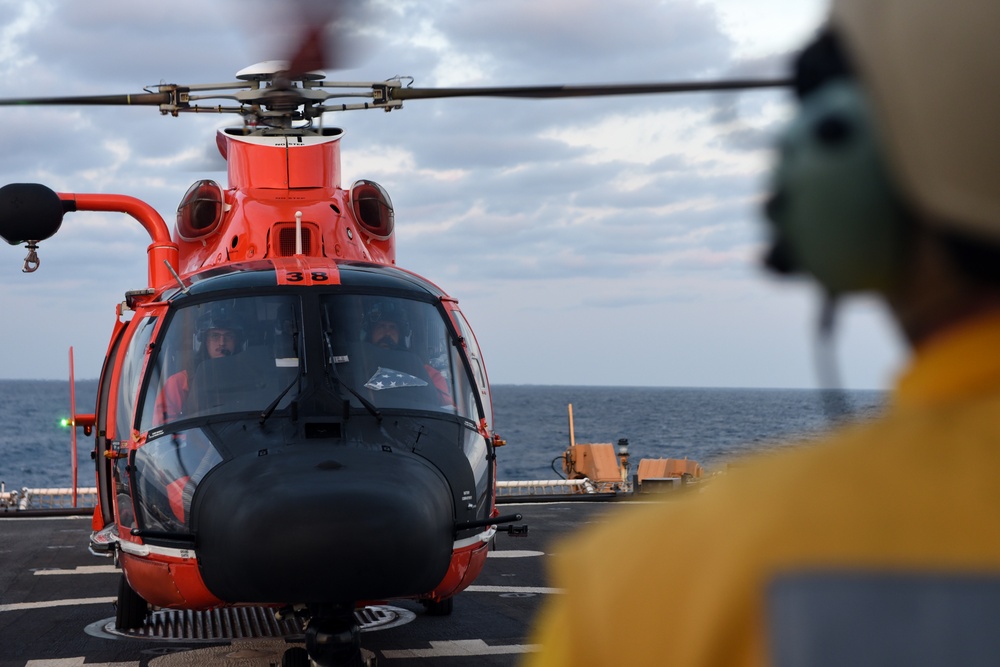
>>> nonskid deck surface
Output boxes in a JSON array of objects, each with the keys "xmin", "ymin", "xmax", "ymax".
[{"xmin": 0, "ymin": 501, "xmax": 621, "ymax": 667}]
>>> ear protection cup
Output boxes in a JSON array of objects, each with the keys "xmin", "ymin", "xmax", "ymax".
[{"xmin": 764, "ymin": 79, "xmax": 909, "ymax": 296}]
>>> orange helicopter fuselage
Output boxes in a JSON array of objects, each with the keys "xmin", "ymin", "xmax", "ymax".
[{"xmin": 72, "ymin": 127, "xmax": 498, "ymax": 613}]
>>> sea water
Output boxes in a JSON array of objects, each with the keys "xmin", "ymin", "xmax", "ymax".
[{"xmin": 0, "ymin": 380, "xmax": 885, "ymax": 490}]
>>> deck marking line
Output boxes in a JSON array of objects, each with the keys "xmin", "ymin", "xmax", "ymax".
[
  {"xmin": 34, "ymin": 565, "xmax": 119, "ymax": 576},
  {"xmin": 381, "ymin": 639, "xmax": 539, "ymax": 658},
  {"xmin": 0, "ymin": 596, "xmax": 115, "ymax": 613},
  {"xmin": 465, "ymin": 585, "xmax": 562, "ymax": 594},
  {"xmin": 26, "ymin": 659, "xmax": 139, "ymax": 667},
  {"xmin": 487, "ymin": 550, "xmax": 544, "ymax": 558}
]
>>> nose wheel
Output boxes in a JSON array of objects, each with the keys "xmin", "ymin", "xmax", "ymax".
[{"xmin": 284, "ymin": 607, "xmax": 372, "ymax": 667}]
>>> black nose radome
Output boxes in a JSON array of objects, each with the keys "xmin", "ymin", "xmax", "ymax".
[{"xmin": 191, "ymin": 445, "xmax": 454, "ymax": 604}]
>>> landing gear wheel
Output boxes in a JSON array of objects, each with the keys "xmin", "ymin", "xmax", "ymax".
[
  {"xmin": 305, "ymin": 612, "xmax": 363, "ymax": 667},
  {"xmin": 421, "ymin": 596, "xmax": 454, "ymax": 616},
  {"xmin": 114, "ymin": 574, "xmax": 149, "ymax": 630}
]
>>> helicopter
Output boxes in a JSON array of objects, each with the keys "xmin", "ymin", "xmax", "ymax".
[{"xmin": 0, "ymin": 16, "xmax": 790, "ymax": 667}]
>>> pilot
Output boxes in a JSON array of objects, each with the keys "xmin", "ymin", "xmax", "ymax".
[
  {"xmin": 202, "ymin": 326, "xmax": 239, "ymax": 359},
  {"xmin": 368, "ymin": 303, "xmax": 408, "ymax": 351},
  {"xmin": 153, "ymin": 310, "xmax": 245, "ymax": 425},
  {"xmin": 526, "ymin": 1, "xmax": 1000, "ymax": 665},
  {"xmin": 362, "ymin": 300, "xmax": 452, "ymax": 405}
]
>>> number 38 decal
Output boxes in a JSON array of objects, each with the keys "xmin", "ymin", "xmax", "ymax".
[
  {"xmin": 276, "ymin": 267, "xmax": 338, "ymax": 285},
  {"xmin": 286, "ymin": 271, "xmax": 329, "ymax": 282}
]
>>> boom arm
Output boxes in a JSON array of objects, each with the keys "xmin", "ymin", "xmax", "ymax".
[
  {"xmin": 0, "ymin": 183, "xmax": 178, "ymax": 289},
  {"xmin": 60, "ymin": 193, "xmax": 179, "ymax": 289}
]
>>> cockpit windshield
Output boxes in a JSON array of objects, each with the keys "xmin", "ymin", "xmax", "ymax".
[
  {"xmin": 138, "ymin": 292, "xmax": 478, "ymax": 431},
  {"xmin": 320, "ymin": 295, "xmax": 478, "ymax": 421},
  {"xmin": 139, "ymin": 295, "xmax": 302, "ymax": 431}
]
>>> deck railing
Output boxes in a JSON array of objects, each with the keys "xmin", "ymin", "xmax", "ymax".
[
  {"xmin": 3, "ymin": 480, "xmax": 616, "ymax": 511},
  {"xmin": 496, "ymin": 478, "xmax": 598, "ymax": 496},
  {"xmin": 0, "ymin": 486, "xmax": 99, "ymax": 511}
]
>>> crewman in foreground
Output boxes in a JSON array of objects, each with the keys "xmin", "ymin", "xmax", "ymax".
[{"xmin": 526, "ymin": 0, "xmax": 1000, "ymax": 664}]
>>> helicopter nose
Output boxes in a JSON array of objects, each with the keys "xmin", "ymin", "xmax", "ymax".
[{"xmin": 190, "ymin": 445, "xmax": 455, "ymax": 604}]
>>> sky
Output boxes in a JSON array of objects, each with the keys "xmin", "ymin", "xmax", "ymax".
[{"xmin": 0, "ymin": 0, "xmax": 905, "ymax": 389}]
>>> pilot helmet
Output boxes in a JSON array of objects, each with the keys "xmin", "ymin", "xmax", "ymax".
[
  {"xmin": 195, "ymin": 305, "xmax": 246, "ymax": 349},
  {"xmin": 362, "ymin": 300, "xmax": 412, "ymax": 348}
]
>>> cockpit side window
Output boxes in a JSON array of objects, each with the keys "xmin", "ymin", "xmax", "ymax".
[
  {"xmin": 452, "ymin": 309, "xmax": 493, "ymax": 431},
  {"xmin": 111, "ymin": 315, "xmax": 157, "ymax": 532},
  {"xmin": 320, "ymin": 294, "xmax": 477, "ymax": 420},
  {"xmin": 115, "ymin": 316, "xmax": 158, "ymax": 442},
  {"xmin": 138, "ymin": 295, "xmax": 302, "ymax": 431}
]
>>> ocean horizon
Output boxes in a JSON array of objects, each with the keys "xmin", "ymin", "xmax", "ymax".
[{"xmin": 0, "ymin": 380, "xmax": 885, "ymax": 491}]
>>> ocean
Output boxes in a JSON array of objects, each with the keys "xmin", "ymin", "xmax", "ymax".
[{"xmin": 0, "ymin": 380, "xmax": 886, "ymax": 491}]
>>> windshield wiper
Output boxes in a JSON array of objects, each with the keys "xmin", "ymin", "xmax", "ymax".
[
  {"xmin": 322, "ymin": 308, "xmax": 381, "ymax": 422},
  {"xmin": 340, "ymin": 378, "xmax": 382, "ymax": 422},
  {"xmin": 260, "ymin": 316, "xmax": 303, "ymax": 426},
  {"xmin": 259, "ymin": 369, "xmax": 301, "ymax": 426}
]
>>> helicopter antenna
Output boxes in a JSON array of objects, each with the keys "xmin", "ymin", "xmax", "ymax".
[
  {"xmin": 163, "ymin": 260, "xmax": 190, "ymax": 295},
  {"xmin": 295, "ymin": 211, "xmax": 304, "ymax": 256}
]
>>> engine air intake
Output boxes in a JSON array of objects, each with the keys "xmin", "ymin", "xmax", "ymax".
[{"xmin": 272, "ymin": 223, "xmax": 316, "ymax": 257}]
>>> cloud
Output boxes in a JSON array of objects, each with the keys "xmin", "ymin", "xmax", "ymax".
[
  {"xmin": 0, "ymin": 0, "xmax": 901, "ymax": 389},
  {"xmin": 446, "ymin": 0, "xmax": 731, "ymax": 80}
]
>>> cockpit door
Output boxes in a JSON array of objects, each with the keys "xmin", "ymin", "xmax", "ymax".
[{"xmin": 93, "ymin": 323, "xmax": 128, "ymax": 528}]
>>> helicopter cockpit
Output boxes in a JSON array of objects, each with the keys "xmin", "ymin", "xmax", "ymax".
[
  {"xmin": 140, "ymin": 295, "xmax": 303, "ymax": 429},
  {"xmin": 137, "ymin": 291, "xmax": 478, "ymax": 432},
  {"xmin": 125, "ymin": 281, "xmax": 488, "ymax": 538},
  {"xmin": 321, "ymin": 295, "xmax": 475, "ymax": 417}
]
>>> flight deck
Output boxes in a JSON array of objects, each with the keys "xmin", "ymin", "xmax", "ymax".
[{"xmin": 0, "ymin": 500, "xmax": 622, "ymax": 667}]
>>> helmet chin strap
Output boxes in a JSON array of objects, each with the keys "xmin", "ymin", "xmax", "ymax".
[{"xmin": 816, "ymin": 293, "xmax": 852, "ymax": 423}]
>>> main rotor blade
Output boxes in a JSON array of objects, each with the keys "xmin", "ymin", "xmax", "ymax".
[
  {"xmin": 0, "ymin": 92, "xmax": 171, "ymax": 107},
  {"xmin": 274, "ymin": 0, "xmax": 366, "ymax": 76},
  {"xmin": 389, "ymin": 78, "xmax": 792, "ymax": 102}
]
